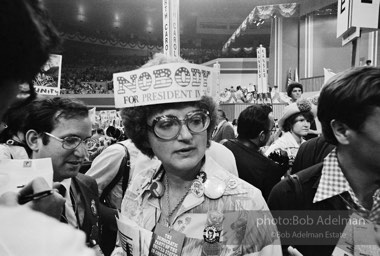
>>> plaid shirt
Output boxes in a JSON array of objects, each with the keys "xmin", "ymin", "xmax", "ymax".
[{"xmin": 313, "ymin": 149, "xmax": 380, "ymax": 223}]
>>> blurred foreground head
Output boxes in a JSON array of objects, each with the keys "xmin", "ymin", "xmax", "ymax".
[{"xmin": 0, "ymin": 0, "xmax": 60, "ymax": 120}]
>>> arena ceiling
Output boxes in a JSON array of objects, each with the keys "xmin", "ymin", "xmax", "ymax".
[{"xmin": 44, "ymin": 0, "xmax": 300, "ymax": 50}]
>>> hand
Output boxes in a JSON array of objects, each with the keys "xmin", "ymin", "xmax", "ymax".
[
  {"xmin": 21, "ymin": 178, "xmax": 65, "ymax": 220},
  {"xmin": 0, "ymin": 177, "xmax": 65, "ymax": 220},
  {"xmin": 288, "ymin": 246, "xmax": 303, "ymax": 256}
]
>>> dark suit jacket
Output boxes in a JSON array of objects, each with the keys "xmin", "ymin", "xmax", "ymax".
[
  {"xmin": 223, "ymin": 139, "xmax": 286, "ymax": 200},
  {"xmin": 70, "ymin": 173, "xmax": 101, "ymax": 247},
  {"xmin": 268, "ymin": 163, "xmax": 350, "ymax": 256},
  {"xmin": 292, "ymin": 135, "xmax": 335, "ymax": 174},
  {"xmin": 212, "ymin": 120, "xmax": 235, "ymax": 143}
]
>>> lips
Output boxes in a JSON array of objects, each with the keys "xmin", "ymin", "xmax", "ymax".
[
  {"xmin": 67, "ymin": 160, "xmax": 83, "ymax": 166},
  {"xmin": 175, "ymin": 147, "xmax": 196, "ymax": 154}
]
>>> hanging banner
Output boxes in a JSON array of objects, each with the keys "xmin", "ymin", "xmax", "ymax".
[
  {"xmin": 170, "ymin": 0, "xmax": 180, "ymax": 57},
  {"xmin": 162, "ymin": 0, "xmax": 180, "ymax": 57},
  {"xmin": 113, "ymin": 63, "xmax": 217, "ymax": 108},
  {"xmin": 337, "ymin": 0, "xmax": 380, "ymax": 38},
  {"xmin": 256, "ymin": 45, "xmax": 268, "ymax": 93},
  {"xmin": 162, "ymin": 0, "xmax": 171, "ymax": 55},
  {"xmin": 33, "ymin": 54, "xmax": 62, "ymax": 96}
]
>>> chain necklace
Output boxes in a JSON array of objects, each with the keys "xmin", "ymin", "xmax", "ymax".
[{"xmin": 164, "ymin": 174, "xmax": 192, "ymax": 228}]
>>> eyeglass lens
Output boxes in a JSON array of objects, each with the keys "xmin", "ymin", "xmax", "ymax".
[
  {"xmin": 153, "ymin": 111, "xmax": 210, "ymax": 140},
  {"xmin": 63, "ymin": 137, "xmax": 95, "ymax": 150}
]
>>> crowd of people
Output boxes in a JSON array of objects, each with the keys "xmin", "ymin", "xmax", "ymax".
[{"xmin": 1, "ymin": 1, "xmax": 380, "ymax": 256}]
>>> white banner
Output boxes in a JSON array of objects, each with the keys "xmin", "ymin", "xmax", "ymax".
[
  {"xmin": 170, "ymin": 0, "xmax": 180, "ymax": 57},
  {"xmin": 352, "ymin": 0, "xmax": 380, "ymax": 29},
  {"xmin": 337, "ymin": 0, "xmax": 351, "ymax": 38},
  {"xmin": 337, "ymin": 0, "xmax": 380, "ymax": 38},
  {"xmin": 162, "ymin": 0, "xmax": 171, "ymax": 55},
  {"xmin": 113, "ymin": 63, "xmax": 217, "ymax": 108},
  {"xmin": 256, "ymin": 45, "xmax": 268, "ymax": 93}
]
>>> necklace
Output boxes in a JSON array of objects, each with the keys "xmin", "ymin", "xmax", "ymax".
[{"xmin": 164, "ymin": 175, "xmax": 192, "ymax": 228}]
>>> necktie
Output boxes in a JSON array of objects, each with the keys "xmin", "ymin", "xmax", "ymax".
[{"xmin": 57, "ymin": 184, "xmax": 68, "ymax": 223}]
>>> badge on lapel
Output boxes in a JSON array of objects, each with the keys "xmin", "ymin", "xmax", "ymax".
[{"xmin": 90, "ymin": 199, "xmax": 97, "ymax": 216}]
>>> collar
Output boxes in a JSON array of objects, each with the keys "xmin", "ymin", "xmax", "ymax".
[
  {"xmin": 216, "ymin": 120, "xmax": 227, "ymax": 130},
  {"xmin": 60, "ymin": 179, "xmax": 73, "ymax": 205},
  {"xmin": 137, "ymin": 154, "xmax": 246, "ymax": 204},
  {"xmin": 233, "ymin": 138, "xmax": 260, "ymax": 152},
  {"xmin": 313, "ymin": 149, "xmax": 353, "ymax": 203},
  {"xmin": 61, "ymin": 178, "xmax": 72, "ymax": 193}
]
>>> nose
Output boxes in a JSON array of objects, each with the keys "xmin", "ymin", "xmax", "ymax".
[
  {"xmin": 73, "ymin": 142, "xmax": 88, "ymax": 158},
  {"xmin": 177, "ymin": 122, "xmax": 193, "ymax": 140}
]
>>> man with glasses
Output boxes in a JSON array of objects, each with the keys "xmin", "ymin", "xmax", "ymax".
[{"xmin": 24, "ymin": 97, "xmax": 102, "ymax": 251}]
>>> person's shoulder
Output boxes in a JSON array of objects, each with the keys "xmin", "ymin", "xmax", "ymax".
[
  {"xmin": 209, "ymin": 140, "xmax": 232, "ymax": 153},
  {"xmin": 0, "ymin": 206, "xmax": 95, "ymax": 256},
  {"xmin": 0, "ymin": 144, "xmax": 12, "ymax": 159},
  {"xmin": 75, "ymin": 173, "xmax": 97, "ymax": 187},
  {"xmin": 127, "ymin": 164, "xmax": 158, "ymax": 194},
  {"xmin": 206, "ymin": 157, "xmax": 263, "ymax": 199},
  {"xmin": 222, "ymin": 175, "xmax": 268, "ymax": 209},
  {"xmin": 269, "ymin": 163, "xmax": 323, "ymax": 203}
]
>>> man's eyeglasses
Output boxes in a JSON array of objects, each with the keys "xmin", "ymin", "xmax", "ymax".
[
  {"xmin": 44, "ymin": 132, "xmax": 96, "ymax": 150},
  {"xmin": 147, "ymin": 110, "xmax": 210, "ymax": 140}
]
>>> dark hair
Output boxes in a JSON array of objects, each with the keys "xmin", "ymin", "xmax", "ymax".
[
  {"xmin": 96, "ymin": 128, "xmax": 105, "ymax": 135},
  {"xmin": 217, "ymin": 109, "xmax": 227, "ymax": 120},
  {"xmin": 318, "ymin": 66, "xmax": 380, "ymax": 145},
  {"xmin": 0, "ymin": 100, "xmax": 32, "ymax": 143},
  {"xmin": 24, "ymin": 97, "xmax": 89, "ymax": 144},
  {"xmin": 1, "ymin": 0, "xmax": 60, "ymax": 84},
  {"xmin": 366, "ymin": 60, "xmax": 372, "ymax": 65},
  {"xmin": 282, "ymin": 112, "xmax": 314, "ymax": 132},
  {"xmin": 287, "ymin": 83, "xmax": 303, "ymax": 97},
  {"xmin": 237, "ymin": 105, "xmax": 272, "ymax": 139},
  {"xmin": 121, "ymin": 96, "xmax": 217, "ymax": 158}
]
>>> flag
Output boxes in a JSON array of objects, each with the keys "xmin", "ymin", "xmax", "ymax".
[
  {"xmin": 323, "ymin": 68, "xmax": 336, "ymax": 85},
  {"xmin": 285, "ymin": 67, "xmax": 293, "ymax": 88}
]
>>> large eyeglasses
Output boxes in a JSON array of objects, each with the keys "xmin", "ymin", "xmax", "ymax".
[
  {"xmin": 147, "ymin": 110, "xmax": 211, "ymax": 140},
  {"xmin": 44, "ymin": 132, "xmax": 96, "ymax": 150}
]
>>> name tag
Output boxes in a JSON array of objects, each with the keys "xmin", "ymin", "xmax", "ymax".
[{"xmin": 149, "ymin": 224, "xmax": 185, "ymax": 256}]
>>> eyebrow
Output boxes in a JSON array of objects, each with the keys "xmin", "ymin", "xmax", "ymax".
[{"xmin": 59, "ymin": 134, "xmax": 92, "ymax": 140}]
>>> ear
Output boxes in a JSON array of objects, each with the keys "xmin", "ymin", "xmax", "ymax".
[
  {"xmin": 25, "ymin": 130, "xmax": 41, "ymax": 152},
  {"xmin": 330, "ymin": 119, "xmax": 351, "ymax": 145},
  {"xmin": 258, "ymin": 130, "xmax": 266, "ymax": 143}
]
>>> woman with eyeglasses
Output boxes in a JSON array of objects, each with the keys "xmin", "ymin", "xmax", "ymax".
[{"xmin": 111, "ymin": 54, "xmax": 281, "ymax": 256}]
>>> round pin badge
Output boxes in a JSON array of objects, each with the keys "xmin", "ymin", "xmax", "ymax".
[
  {"xmin": 90, "ymin": 199, "xmax": 97, "ymax": 216},
  {"xmin": 198, "ymin": 171, "xmax": 207, "ymax": 183},
  {"xmin": 204, "ymin": 177, "xmax": 226, "ymax": 199},
  {"xmin": 150, "ymin": 180, "xmax": 165, "ymax": 198},
  {"xmin": 203, "ymin": 226, "xmax": 220, "ymax": 243},
  {"xmin": 191, "ymin": 180, "xmax": 204, "ymax": 197},
  {"xmin": 227, "ymin": 178, "xmax": 238, "ymax": 189}
]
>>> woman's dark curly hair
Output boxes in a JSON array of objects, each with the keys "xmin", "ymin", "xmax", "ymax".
[
  {"xmin": 121, "ymin": 96, "xmax": 217, "ymax": 158},
  {"xmin": 282, "ymin": 111, "xmax": 314, "ymax": 132}
]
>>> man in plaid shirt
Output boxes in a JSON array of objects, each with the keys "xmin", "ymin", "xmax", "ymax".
[{"xmin": 268, "ymin": 66, "xmax": 380, "ymax": 256}]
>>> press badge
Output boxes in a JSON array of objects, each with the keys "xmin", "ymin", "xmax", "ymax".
[{"xmin": 149, "ymin": 224, "xmax": 185, "ymax": 256}]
